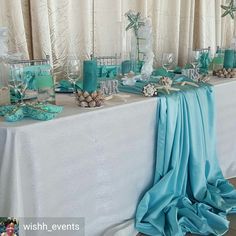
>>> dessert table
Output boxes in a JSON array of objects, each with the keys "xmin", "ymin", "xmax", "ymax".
[{"xmin": 0, "ymin": 78, "xmax": 236, "ymax": 236}]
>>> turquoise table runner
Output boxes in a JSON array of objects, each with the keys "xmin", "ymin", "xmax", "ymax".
[{"xmin": 135, "ymin": 84, "xmax": 236, "ymax": 235}]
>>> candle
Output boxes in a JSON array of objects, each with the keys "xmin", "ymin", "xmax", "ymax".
[
  {"xmin": 234, "ymin": 51, "xmax": 236, "ymax": 68},
  {"xmin": 224, "ymin": 49, "xmax": 234, "ymax": 69},
  {"xmin": 83, "ymin": 60, "xmax": 97, "ymax": 93}
]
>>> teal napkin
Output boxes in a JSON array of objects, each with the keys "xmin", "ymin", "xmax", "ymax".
[
  {"xmin": 118, "ymin": 76, "xmax": 160, "ymax": 95},
  {"xmin": 56, "ymin": 80, "xmax": 83, "ymax": 92},
  {"xmin": 0, "ymin": 103, "xmax": 63, "ymax": 122},
  {"xmin": 97, "ymin": 65, "xmax": 118, "ymax": 78}
]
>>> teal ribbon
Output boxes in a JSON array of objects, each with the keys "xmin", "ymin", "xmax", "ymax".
[
  {"xmin": 135, "ymin": 84, "xmax": 236, "ymax": 235},
  {"xmin": 0, "ymin": 103, "xmax": 63, "ymax": 122}
]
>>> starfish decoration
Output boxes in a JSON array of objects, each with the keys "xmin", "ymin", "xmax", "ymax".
[
  {"xmin": 125, "ymin": 11, "xmax": 145, "ymax": 36},
  {"xmin": 221, "ymin": 0, "xmax": 236, "ymax": 19},
  {"xmin": 125, "ymin": 10, "xmax": 146, "ymax": 65},
  {"xmin": 0, "ymin": 103, "xmax": 63, "ymax": 122},
  {"xmin": 143, "ymin": 77, "xmax": 199, "ymax": 97}
]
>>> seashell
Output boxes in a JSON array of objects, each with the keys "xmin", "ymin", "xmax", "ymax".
[
  {"xmin": 91, "ymin": 91, "xmax": 97, "ymax": 98},
  {"xmin": 233, "ymin": 69, "xmax": 236, "ymax": 73},
  {"xmin": 80, "ymin": 101, "xmax": 89, "ymax": 107},
  {"xmin": 95, "ymin": 94, "xmax": 104, "ymax": 101},
  {"xmin": 96, "ymin": 100, "xmax": 103, "ymax": 107},
  {"xmin": 220, "ymin": 74, "xmax": 225, "ymax": 78},
  {"xmin": 224, "ymin": 72, "xmax": 228, "ymax": 76},
  {"xmin": 77, "ymin": 90, "xmax": 82, "ymax": 96},
  {"xmin": 83, "ymin": 91, "xmax": 89, "ymax": 98},
  {"xmin": 79, "ymin": 95, "xmax": 85, "ymax": 101},
  {"xmin": 226, "ymin": 74, "xmax": 231, "ymax": 78},
  {"xmin": 86, "ymin": 96, "xmax": 93, "ymax": 102},
  {"xmin": 97, "ymin": 91, "xmax": 103, "ymax": 97},
  {"xmin": 89, "ymin": 101, "xmax": 96, "ymax": 107},
  {"xmin": 227, "ymin": 68, "xmax": 232, "ymax": 72}
]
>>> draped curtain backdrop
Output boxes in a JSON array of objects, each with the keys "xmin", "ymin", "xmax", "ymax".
[{"xmin": 0, "ymin": 0, "xmax": 235, "ymax": 80}]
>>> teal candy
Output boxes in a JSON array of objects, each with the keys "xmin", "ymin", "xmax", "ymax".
[
  {"xmin": 83, "ymin": 60, "xmax": 97, "ymax": 93},
  {"xmin": 135, "ymin": 85, "xmax": 236, "ymax": 235},
  {"xmin": 224, "ymin": 49, "xmax": 234, "ymax": 69},
  {"xmin": 121, "ymin": 60, "xmax": 132, "ymax": 75}
]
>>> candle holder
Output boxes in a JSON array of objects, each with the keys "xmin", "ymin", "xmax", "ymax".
[
  {"xmin": 76, "ymin": 90, "xmax": 105, "ymax": 108},
  {"xmin": 7, "ymin": 56, "xmax": 55, "ymax": 104}
]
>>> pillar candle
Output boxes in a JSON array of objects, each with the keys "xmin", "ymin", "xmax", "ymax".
[
  {"xmin": 224, "ymin": 49, "xmax": 234, "ymax": 69},
  {"xmin": 234, "ymin": 51, "xmax": 236, "ymax": 68},
  {"xmin": 83, "ymin": 60, "xmax": 97, "ymax": 93},
  {"xmin": 117, "ymin": 0, "xmax": 122, "ymax": 22}
]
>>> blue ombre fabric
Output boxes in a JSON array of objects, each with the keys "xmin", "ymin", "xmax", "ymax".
[{"xmin": 135, "ymin": 85, "xmax": 236, "ymax": 235}]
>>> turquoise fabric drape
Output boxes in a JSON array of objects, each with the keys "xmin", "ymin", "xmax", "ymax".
[{"xmin": 135, "ymin": 85, "xmax": 236, "ymax": 235}]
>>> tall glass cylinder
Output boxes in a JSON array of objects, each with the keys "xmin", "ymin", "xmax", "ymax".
[{"xmin": 0, "ymin": 59, "xmax": 10, "ymax": 105}]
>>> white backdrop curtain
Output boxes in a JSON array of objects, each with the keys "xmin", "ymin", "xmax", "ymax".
[{"xmin": 0, "ymin": 0, "xmax": 235, "ymax": 80}]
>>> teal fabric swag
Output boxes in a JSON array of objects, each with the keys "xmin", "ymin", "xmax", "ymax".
[{"xmin": 135, "ymin": 85, "xmax": 236, "ymax": 235}]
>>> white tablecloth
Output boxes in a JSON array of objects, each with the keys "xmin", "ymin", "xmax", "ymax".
[{"xmin": 0, "ymin": 78, "xmax": 236, "ymax": 236}]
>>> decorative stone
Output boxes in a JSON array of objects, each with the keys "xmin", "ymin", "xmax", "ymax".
[
  {"xmin": 214, "ymin": 68, "xmax": 236, "ymax": 78},
  {"xmin": 91, "ymin": 91, "xmax": 97, "ymax": 98},
  {"xmin": 79, "ymin": 95, "xmax": 85, "ymax": 101},
  {"xmin": 83, "ymin": 91, "xmax": 89, "ymax": 98},
  {"xmin": 77, "ymin": 90, "xmax": 83, "ymax": 96},
  {"xmin": 80, "ymin": 101, "xmax": 89, "ymax": 107},
  {"xmin": 86, "ymin": 96, "xmax": 93, "ymax": 102},
  {"xmin": 89, "ymin": 101, "xmax": 96, "ymax": 107},
  {"xmin": 96, "ymin": 100, "xmax": 103, "ymax": 107},
  {"xmin": 76, "ymin": 90, "xmax": 105, "ymax": 108}
]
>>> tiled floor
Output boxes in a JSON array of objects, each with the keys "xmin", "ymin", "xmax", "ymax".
[{"xmin": 137, "ymin": 178, "xmax": 236, "ymax": 236}]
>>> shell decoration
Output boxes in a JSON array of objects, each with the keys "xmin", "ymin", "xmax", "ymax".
[{"xmin": 76, "ymin": 90, "xmax": 105, "ymax": 108}]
